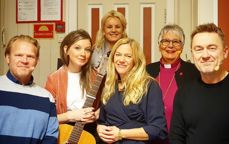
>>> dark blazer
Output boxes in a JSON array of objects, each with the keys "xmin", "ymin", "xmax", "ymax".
[{"xmin": 146, "ymin": 59, "xmax": 200, "ymax": 89}]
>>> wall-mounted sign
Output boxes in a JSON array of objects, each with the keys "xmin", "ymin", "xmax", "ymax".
[
  {"xmin": 55, "ymin": 21, "xmax": 65, "ymax": 33},
  {"xmin": 34, "ymin": 24, "xmax": 53, "ymax": 38},
  {"xmin": 17, "ymin": 0, "xmax": 38, "ymax": 22},
  {"xmin": 40, "ymin": 0, "xmax": 62, "ymax": 22},
  {"xmin": 16, "ymin": 0, "xmax": 63, "ymax": 23}
]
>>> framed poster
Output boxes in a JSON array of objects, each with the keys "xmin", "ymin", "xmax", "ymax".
[
  {"xmin": 16, "ymin": 0, "xmax": 62, "ymax": 23},
  {"xmin": 40, "ymin": 0, "xmax": 62, "ymax": 22},
  {"xmin": 16, "ymin": 0, "xmax": 38, "ymax": 23}
]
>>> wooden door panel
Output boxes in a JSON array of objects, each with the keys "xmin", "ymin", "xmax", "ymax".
[{"xmin": 218, "ymin": 0, "xmax": 229, "ymax": 71}]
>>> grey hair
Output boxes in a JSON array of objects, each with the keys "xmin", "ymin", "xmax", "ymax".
[{"xmin": 158, "ymin": 24, "xmax": 185, "ymax": 45}]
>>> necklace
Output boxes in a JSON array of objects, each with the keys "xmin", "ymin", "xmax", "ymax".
[{"xmin": 158, "ymin": 63, "xmax": 180, "ymax": 100}]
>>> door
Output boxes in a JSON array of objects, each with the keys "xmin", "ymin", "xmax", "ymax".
[
  {"xmin": 218, "ymin": 0, "xmax": 229, "ymax": 71},
  {"xmin": 77, "ymin": 0, "xmax": 166, "ymax": 64}
]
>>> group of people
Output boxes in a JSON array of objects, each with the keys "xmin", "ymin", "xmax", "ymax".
[{"xmin": 0, "ymin": 9, "xmax": 228, "ymax": 144}]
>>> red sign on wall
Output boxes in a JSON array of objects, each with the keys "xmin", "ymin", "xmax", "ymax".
[{"xmin": 34, "ymin": 24, "xmax": 53, "ymax": 38}]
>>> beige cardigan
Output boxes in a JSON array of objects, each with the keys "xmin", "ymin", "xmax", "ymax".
[{"xmin": 45, "ymin": 66, "xmax": 68, "ymax": 114}]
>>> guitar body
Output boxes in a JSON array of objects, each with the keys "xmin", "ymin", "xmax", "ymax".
[{"xmin": 58, "ymin": 124, "xmax": 96, "ymax": 144}]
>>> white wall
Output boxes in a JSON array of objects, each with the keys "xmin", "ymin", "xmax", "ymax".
[{"xmin": 198, "ymin": 0, "xmax": 218, "ymax": 25}]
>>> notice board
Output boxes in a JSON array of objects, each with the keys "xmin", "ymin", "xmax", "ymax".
[{"xmin": 16, "ymin": 0, "xmax": 62, "ymax": 23}]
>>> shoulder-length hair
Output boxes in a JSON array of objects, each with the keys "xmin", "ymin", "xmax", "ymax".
[
  {"xmin": 102, "ymin": 38, "xmax": 153, "ymax": 105},
  {"xmin": 94, "ymin": 10, "xmax": 127, "ymax": 49},
  {"xmin": 60, "ymin": 29, "xmax": 93, "ymax": 93}
]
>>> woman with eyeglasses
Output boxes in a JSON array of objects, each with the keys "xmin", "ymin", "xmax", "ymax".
[{"xmin": 146, "ymin": 24, "xmax": 199, "ymax": 143}]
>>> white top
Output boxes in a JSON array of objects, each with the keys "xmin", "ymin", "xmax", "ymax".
[{"xmin": 66, "ymin": 71, "xmax": 86, "ymax": 110}]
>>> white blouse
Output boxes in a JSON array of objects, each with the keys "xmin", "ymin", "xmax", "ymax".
[{"xmin": 66, "ymin": 71, "xmax": 86, "ymax": 110}]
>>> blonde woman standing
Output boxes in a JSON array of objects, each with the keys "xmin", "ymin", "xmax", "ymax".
[
  {"xmin": 91, "ymin": 10, "xmax": 127, "ymax": 75},
  {"xmin": 97, "ymin": 38, "xmax": 167, "ymax": 144}
]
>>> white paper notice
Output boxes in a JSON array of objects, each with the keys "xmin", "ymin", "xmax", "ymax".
[
  {"xmin": 17, "ymin": 0, "xmax": 37, "ymax": 21},
  {"xmin": 40, "ymin": 0, "xmax": 61, "ymax": 21}
]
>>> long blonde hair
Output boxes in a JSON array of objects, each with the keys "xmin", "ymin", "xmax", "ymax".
[
  {"xmin": 94, "ymin": 10, "xmax": 127, "ymax": 49},
  {"xmin": 102, "ymin": 38, "xmax": 153, "ymax": 105}
]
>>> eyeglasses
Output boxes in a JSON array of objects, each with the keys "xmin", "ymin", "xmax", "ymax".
[{"xmin": 160, "ymin": 39, "xmax": 183, "ymax": 47}]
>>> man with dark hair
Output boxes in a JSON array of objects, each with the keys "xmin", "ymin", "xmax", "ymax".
[{"xmin": 170, "ymin": 23, "xmax": 229, "ymax": 144}]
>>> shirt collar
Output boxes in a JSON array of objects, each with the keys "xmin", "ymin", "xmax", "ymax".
[
  {"xmin": 160, "ymin": 58, "xmax": 181, "ymax": 69},
  {"xmin": 6, "ymin": 71, "xmax": 34, "ymax": 85}
]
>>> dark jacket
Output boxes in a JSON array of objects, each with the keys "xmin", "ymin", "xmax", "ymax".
[{"xmin": 146, "ymin": 59, "xmax": 199, "ymax": 89}]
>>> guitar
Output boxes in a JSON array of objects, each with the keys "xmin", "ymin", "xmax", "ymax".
[
  {"xmin": 58, "ymin": 56, "xmax": 108, "ymax": 144},
  {"xmin": 58, "ymin": 123, "xmax": 95, "ymax": 144}
]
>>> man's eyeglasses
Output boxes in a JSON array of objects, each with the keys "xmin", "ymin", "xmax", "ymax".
[{"xmin": 160, "ymin": 39, "xmax": 183, "ymax": 47}]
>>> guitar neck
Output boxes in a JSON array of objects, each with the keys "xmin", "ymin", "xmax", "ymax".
[
  {"xmin": 84, "ymin": 73, "xmax": 104, "ymax": 108},
  {"xmin": 68, "ymin": 73, "xmax": 104, "ymax": 143},
  {"xmin": 68, "ymin": 121, "xmax": 84, "ymax": 143}
]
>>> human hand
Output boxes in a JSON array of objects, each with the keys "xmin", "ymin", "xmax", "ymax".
[
  {"xmin": 97, "ymin": 125, "xmax": 120, "ymax": 143},
  {"xmin": 67, "ymin": 107, "xmax": 95, "ymax": 123},
  {"xmin": 80, "ymin": 107, "xmax": 96, "ymax": 123}
]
